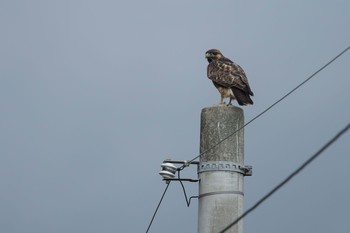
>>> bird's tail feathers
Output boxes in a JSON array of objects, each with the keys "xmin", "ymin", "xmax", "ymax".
[{"xmin": 231, "ymin": 87, "xmax": 254, "ymax": 106}]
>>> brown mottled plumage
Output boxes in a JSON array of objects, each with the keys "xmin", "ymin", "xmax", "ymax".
[{"xmin": 205, "ymin": 49, "xmax": 254, "ymax": 106}]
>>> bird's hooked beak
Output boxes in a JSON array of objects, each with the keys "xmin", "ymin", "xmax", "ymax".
[{"xmin": 205, "ymin": 52, "xmax": 211, "ymax": 58}]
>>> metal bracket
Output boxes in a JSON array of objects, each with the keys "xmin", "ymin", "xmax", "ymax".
[
  {"xmin": 198, "ymin": 161, "xmax": 252, "ymax": 176},
  {"xmin": 162, "ymin": 178, "xmax": 199, "ymax": 182},
  {"xmin": 240, "ymin": 165, "xmax": 252, "ymax": 176},
  {"xmin": 160, "ymin": 159, "xmax": 200, "ymax": 183},
  {"xmin": 163, "ymin": 159, "xmax": 199, "ymax": 165}
]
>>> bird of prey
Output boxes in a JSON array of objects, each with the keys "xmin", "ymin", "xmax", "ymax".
[{"xmin": 205, "ymin": 49, "xmax": 254, "ymax": 106}]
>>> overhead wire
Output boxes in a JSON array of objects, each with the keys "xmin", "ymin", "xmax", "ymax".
[
  {"xmin": 218, "ymin": 122, "xmax": 350, "ymax": 233},
  {"xmin": 145, "ymin": 182, "xmax": 171, "ymax": 233},
  {"xmin": 145, "ymin": 171, "xmax": 198, "ymax": 233},
  {"xmin": 179, "ymin": 45, "xmax": 350, "ymax": 170},
  {"xmin": 144, "ymin": 45, "xmax": 350, "ymax": 233}
]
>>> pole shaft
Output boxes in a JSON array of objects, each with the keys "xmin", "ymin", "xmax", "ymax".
[{"xmin": 198, "ymin": 106, "xmax": 244, "ymax": 233}]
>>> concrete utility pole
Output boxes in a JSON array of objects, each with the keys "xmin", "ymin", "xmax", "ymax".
[{"xmin": 198, "ymin": 106, "xmax": 251, "ymax": 233}]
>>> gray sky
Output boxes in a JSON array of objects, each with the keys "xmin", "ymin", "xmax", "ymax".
[{"xmin": 1, "ymin": 1, "xmax": 350, "ymax": 233}]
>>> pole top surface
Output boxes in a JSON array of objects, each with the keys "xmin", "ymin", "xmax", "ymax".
[
  {"xmin": 200, "ymin": 105, "xmax": 244, "ymax": 163},
  {"xmin": 201, "ymin": 105, "xmax": 243, "ymax": 113}
]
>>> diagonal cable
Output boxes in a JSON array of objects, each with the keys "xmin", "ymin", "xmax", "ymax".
[
  {"xmin": 145, "ymin": 182, "xmax": 171, "ymax": 233},
  {"xmin": 180, "ymin": 45, "xmax": 350, "ymax": 169},
  {"xmin": 218, "ymin": 122, "xmax": 350, "ymax": 233}
]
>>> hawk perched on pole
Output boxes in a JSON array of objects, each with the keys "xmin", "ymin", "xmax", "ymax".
[{"xmin": 205, "ymin": 49, "xmax": 254, "ymax": 106}]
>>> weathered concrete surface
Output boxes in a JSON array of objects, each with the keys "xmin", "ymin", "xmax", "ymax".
[
  {"xmin": 200, "ymin": 105, "xmax": 244, "ymax": 163},
  {"xmin": 198, "ymin": 105, "xmax": 244, "ymax": 233}
]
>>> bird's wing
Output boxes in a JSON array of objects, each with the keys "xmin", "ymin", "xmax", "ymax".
[{"xmin": 207, "ymin": 60, "xmax": 253, "ymax": 95}]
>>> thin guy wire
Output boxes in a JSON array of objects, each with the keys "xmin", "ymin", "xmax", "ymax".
[
  {"xmin": 178, "ymin": 169, "xmax": 198, "ymax": 207},
  {"xmin": 145, "ymin": 45, "xmax": 350, "ymax": 232},
  {"xmin": 218, "ymin": 122, "xmax": 350, "ymax": 233},
  {"xmin": 180, "ymin": 45, "xmax": 350, "ymax": 169},
  {"xmin": 145, "ymin": 182, "xmax": 171, "ymax": 233}
]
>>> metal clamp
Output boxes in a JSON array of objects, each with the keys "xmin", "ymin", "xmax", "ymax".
[{"xmin": 198, "ymin": 161, "xmax": 252, "ymax": 176}]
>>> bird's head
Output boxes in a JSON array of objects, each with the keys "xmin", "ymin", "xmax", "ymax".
[{"xmin": 205, "ymin": 49, "xmax": 223, "ymax": 62}]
